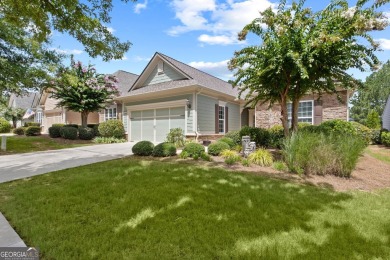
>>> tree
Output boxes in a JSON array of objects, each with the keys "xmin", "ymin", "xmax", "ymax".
[
  {"xmin": 350, "ymin": 60, "xmax": 390, "ymax": 125},
  {"xmin": 3, "ymin": 107, "xmax": 26, "ymax": 128},
  {"xmin": 49, "ymin": 60, "xmax": 119, "ymax": 127},
  {"xmin": 229, "ymin": 0, "xmax": 389, "ymax": 135},
  {"xmin": 366, "ymin": 110, "xmax": 381, "ymax": 129}
]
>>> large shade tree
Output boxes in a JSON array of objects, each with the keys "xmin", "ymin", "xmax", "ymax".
[
  {"xmin": 229, "ymin": 0, "xmax": 389, "ymax": 135},
  {"xmin": 2, "ymin": 107, "xmax": 26, "ymax": 128},
  {"xmin": 49, "ymin": 60, "xmax": 119, "ymax": 127}
]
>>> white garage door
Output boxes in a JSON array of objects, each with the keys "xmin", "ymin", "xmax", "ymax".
[{"xmin": 130, "ymin": 107, "xmax": 185, "ymax": 142}]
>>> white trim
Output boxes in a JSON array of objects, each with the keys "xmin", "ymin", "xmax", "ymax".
[
  {"xmin": 126, "ymin": 99, "xmax": 188, "ymax": 112},
  {"xmin": 287, "ymin": 100, "xmax": 314, "ymax": 124},
  {"xmin": 219, "ymin": 101, "xmax": 227, "ymax": 106},
  {"xmin": 104, "ymin": 104, "xmax": 117, "ymax": 121},
  {"xmin": 218, "ymin": 105, "xmax": 225, "ymax": 134}
]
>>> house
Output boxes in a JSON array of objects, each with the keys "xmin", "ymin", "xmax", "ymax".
[
  {"xmin": 7, "ymin": 92, "xmax": 41, "ymax": 127},
  {"xmin": 382, "ymin": 95, "xmax": 390, "ymax": 130}
]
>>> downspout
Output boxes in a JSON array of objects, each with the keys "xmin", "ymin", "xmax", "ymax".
[{"xmin": 195, "ymin": 88, "xmax": 202, "ymax": 141}]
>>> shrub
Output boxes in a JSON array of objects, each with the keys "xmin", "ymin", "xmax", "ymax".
[
  {"xmin": 48, "ymin": 126, "xmax": 62, "ymax": 138},
  {"xmin": 208, "ymin": 141, "xmax": 230, "ymax": 156},
  {"xmin": 241, "ymin": 158, "xmax": 250, "ymax": 167},
  {"xmin": 366, "ymin": 110, "xmax": 381, "ymax": 129},
  {"xmin": 179, "ymin": 151, "xmax": 189, "ymax": 159},
  {"xmin": 248, "ymin": 148, "xmax": 273, "ymax": 166},
  {"xmin": 182, "ymin": 142, "xmax": 204, "ymax": 157},
  {"xmin": 132, "ymin": 141, "xmax": 154, "ymax": 156},
  {"xmin": 0, "ymin": 118, "xmax": 11, "ymax": 133},
  {"xmin": 200, "ymin": 152, "xmax": 212, "ymax": 161},
  {"xmin": 93, "ymin": 137, "xmax": 126, "ymax": 144},
  {"xmin": 371, "ymin": 129, "xmax": 381, "ymax": 144},
  {"xmin": 193, "ymin": 154, "xmax": 199, "ymax": 160},
  {"xmin": 225, "ymin": 130, "xmax": 240, "ymax": 145},
  {"xmin": 273, "ymin": 161, "xmax": 288, "ymax": 172},
  {"xmin": 166, "ymin": 128, "xmax": 186, "ymax": 147},
  {"xmin": 351, "ymin": 122, "xmax": 372, "ymax": 145},
  {"xmin": 381, "ymin": 132, "xmax": 390, "ymax": 147},
  {"xmin": 13, "ymin": 127, "xmax": 25, "ymax": 135},
  {"xmin": 98, "ymin": 120, "xmax": 125, "ymax": 139},
  {"xmin": 221, "ymin": 150, "xmax": 241, "ymax": 165},
  {"xmin": 217, "ymin": 137, "xmax": 235, "ymax": 148},
  {"xmin": 25, "ymin": 126, "xmax": 41, "ymax": 136},
  {"xmin": 64, "ymin": 124, "xmax": 78, "ymax": 129},
  {"xmin": 268, "ymin": 125, "xmax": 284, "ymax": 148},
  {"xmin": 52, "ymin": 123, "xmax": 65, "ymax": 127},
  {"xmin": 88, "ymin": 124, "xmax": 100, "ymax": 137},
  {"xmin": 152, "ymin": 142, "xmax": 177, "ymax": 157},
  {"xmin": 317, "ymin": 120, "xmax": 371, "ymax": 145},
  {"xmin": 24, "ymin": 122, "xmax": 40, "ymax": 127},
  {"xmin": 239, "ymin": 126, "xmax": 270, "ymax": 147},
  {"xmin": 60, "ymin": 126, "xmax": 78, "ymax": 140},
  {"xmin": 233, "ymin": 145, "xmax": 242, "ymax": 153},
  {"xmin": 78, "ymin": 127, "xmax": 95, "ymax": 140}
]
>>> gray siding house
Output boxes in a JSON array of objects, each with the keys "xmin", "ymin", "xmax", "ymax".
[
  {"xmin": 382, "ymin": 96, "xmax": 390, "ymax": 130},
  {"xmin": 116, "ymin": 52, "xmax": 243, "ymax": 142}
]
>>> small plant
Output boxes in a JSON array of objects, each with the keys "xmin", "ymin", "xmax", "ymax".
[
  {"xmin": 371, "ymin": 129, "xmax": 381, "ymax": 144},
  {"xmin": 233, "ymin": 145, "xmax": 242, "ymax": 153},
  {"xmin": 152, "ymin": 142, "xmax": 177, "ymax": 157},
  {"xmin": 221, "ymin": 150, "xmax": 241, "ymax": 165},
  {"xmin": 48, "ymin": 126, "xmax": 62, "ymax": 138},
  {"xmin": 268, "ymin": 125, "xmax": 285, "ymax": 148},
  {"xmin": 273, "ymin": 161, "xmax": 288, "ymax": 172},
  {"xmin": 13, "ymin": 127, "xmax": 25, "ymax": 135},
  {"xmin": 182, "ymin": 142, "xmax": 204, "ymax": 157},
  {"xmin": 93, "ymin": 137, "xmax": 126, "ymax": 143},
  {"xmin": 200, "ymin": 152, "xmax": 212, "ymax": 161},
  {"xmin": 217, "ymin": 137, "xmax": 235, "ymax": 148},
  {"xmin": 0, "ymin": 118, "xmax": 11, "ymax": 133},
  {"xmin": 248, "ymin": 148, "xmax": 273, "ymax": 166},
  {"xmin": 241, "ymin": 158, "xmax": 250, "ymax": 167},
  {"xmin": 208, "ymin": 141, "xmax": 230, "ymax": 156},
  {"xmin": 78, "ymin": 127, "xmax": 95, "ymax": 140},
  {"xmin": 193, "ymin": 154, "xmax": 199, "ymax": 160},
  {"xmin": 98, "ymin": 120, "xmax": 125, "ymax": 139},
  {"xmin": 25, "ymin": 126, "xmax": 41, "ymax": 136},
  {"xmin": 381, "ymin": 131, "xmax": 390, "ymax": 147},
  {"xmin": 59, "ymin": 126, "xmax": 78, "ymax": 140},
  {"xmin": 224, "ymin": 130, "xmax": 240, "ymax": 145},
  {"xmin": 132, "ymin": 141, "xmax": 154, "ymax": 156},
  {"xmin": 166, "ymin": 128, "xmax": 186, "ymax": 147},
  {"xmin": 179, "ymin": 151, "xmax": 189, "ymax": 159}
]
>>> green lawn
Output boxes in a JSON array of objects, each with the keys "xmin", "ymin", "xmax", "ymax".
[
  {"xmin": 0, "ymin": 158, "xmax": 389, "ymax": 259},
  {"xmin": 366, "ymin": 146, "xmax": 390, "ymax": 164},
  {"xmin": 0, "ymin": 136, "xmax": 94, "ymax": 154}
]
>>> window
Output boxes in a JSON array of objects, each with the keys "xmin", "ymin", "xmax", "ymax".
[
  {"xmin": 36, "ymin": 111, "xmax": 43, "ymax": 124},
  {"xmin": 218, "ymin": 106, "xmax": 225, "ymax": 133},
  {"xmin": 105, "ymin": 106, "xmax": 117, "ymax": 121},
  {"xmin": 287, "ymin": 101, "xmax": 313, "ymax": 124}
]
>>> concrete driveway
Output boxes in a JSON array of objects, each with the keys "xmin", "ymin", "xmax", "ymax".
[{"xmin": 0, "ymin": 142, "xmax": 134, "ymax": 184}]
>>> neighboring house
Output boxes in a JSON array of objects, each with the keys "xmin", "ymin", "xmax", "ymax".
[
  {"xmin": 382, "ymin": 96, "xmax": 390, "ymax": 130},
  {"xmin": 7, "ymin": 92, "xmax": 41, "ymax": 127}
]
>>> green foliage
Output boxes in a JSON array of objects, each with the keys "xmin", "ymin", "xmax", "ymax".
[
  {"xmin": 241, "ymin": 158, "xmax": 251, "ymax": 167},
  {"xmin": 200, "ymin": 152, "xmax": 212, "ymax": 162},
  {"xmin": 371, "ymin": 129, "xmax": 382, "ymax": 144},
  {"xmin": 381, "ymin": 132, "xmax": 390, "ymax": 147},
  {"xmin": 224, "ymin": 130, "xmax": 241, "ymax": 145},
  {"xmin": 317, "ymin": 120, "xmax": 372, "ymax": 145},
  {"xmin": 268, "ymin": 125, "xmax": 285, "ymax": 148},
  {"xmin": 165, "ymin": 128, "xmax": 186, "ymax": 147},
  {"xmin": 152, "ymin": 142, "xmax": 177, "ymax": 157},
  {"xmin": 182, "ymin": 143, "xmax": 205, "ymax": 158},
  {"xmin": 89, "ymin": 124, "xmax": 100, "ymax": 137},
  {"xmin": 59, "ymin": 127, "xmax": 78, "ymax": 140},
  {"xmin": 92, "ymin": 137, "xmax": 126, "ymax": 144},
  {"xmin": 351, "ymin": 61, "xmax": 390, "ymax": 124},
  {"xmin": 132, "ymin": 141, "xmax": 154, "ymax": 156},
  {"xmin": 273, "ymin": 161, "xmax": 288, "ymax": 172},
  {"xmin": 25, "ymin": 126, "xmax": 41, "ymax": 136},
  {"xmin": 179, "ymin": 151, "xmax": 189, "ymax": 159},
  {"xmin": 239, "ymin": 126, "xmax": 270, "ymax": 147},
  {"xmin": 217, "ymin": 137, "xmax": 235, "ymax": 148},
  {"xmin": 208, "ymin": 141, "xmax": 230, "ymax": 156},
  {"xmin": 64, "ymin": 124, "xmax": 78, "ymax": 129},
  {"xmin": 366, "ymin": 110, "xmax": 381, "ymax": 129},
  {"xmin": 3, "ymin": 107, "xmax": 25, "ymax": 128},
  {"xmin": 13, "ymin": 127, "xmax": 25, "ymax": 135},
  {"xmin": 24, "ymin": 122, "xmax": 40, "ymax": 127},
  {"xmin": 98, "ymin": 120, "xmax": 125, "ymax": 139},
  {"xmin": 48, "ymin": 126, "xmax": 62, "ymax": 138},
  {"xmin": 283, "ymin": 131, "xmax": 366, "ymax": 177},
  {"xmin": 233, "ymin": 145, "xmax": 242, "ymax": 153},
  {"xmin": 0, "ymin": 118, "xmax": 11, "ymax": 133},
  {"xmin": 350, "ymin": 122, "xmax": 373, "ymax": 145},
  {"xmin": 221, "ymin": 150, "xmax": 241, "ymax": 165},
  {"xmin": 52, "ymin": 124, "xmax": 65, "ymax": 127},
  {"xmin": 248, "ymin": 148, "xmax": 273, "ymax": 167},
  {"xmin": 78, "ymin": 127, "xmax": 95, "ymax": 140}
]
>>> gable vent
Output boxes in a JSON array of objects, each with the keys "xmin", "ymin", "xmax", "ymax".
[{"xmin": 157, "ymin": 61, "xmax": 164, "ymax": 75}]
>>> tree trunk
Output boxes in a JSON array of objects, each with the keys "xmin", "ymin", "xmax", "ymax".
[
  {"xmin": 12, "ymin": 118, "xmax": 17, "ymax": 128},
  {"xmin": 291, "ymin": 98, "xmax": 300, "ymax": 133},
  {"xmin": 81, "ymin": 111, "xmax": 89, "ymax": 127},
  {"xmin": 280, "ymin": 96, "xmax": 289, "ymax": 138}
]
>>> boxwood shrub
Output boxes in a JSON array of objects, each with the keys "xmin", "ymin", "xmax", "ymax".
[
  {"xmin": 98, "ymin": 120, "xmax": 125, "ymax": 139},
  {"xmin": 239, "ymin": 126, "xmax": 270, "ymax": 147},
  {"xmin": 224, "ymin": 130, "xmax": 240, "ymax": 145},
  {"xmin": 0, "ymin": 118, "xmax": 11, "ymax": 133},
  {"xmin": 381, "ymin": 131, "xmax": 390, "ymax": 147},
  {"xmin": 13, "ymin": 127, "xmax": 25, "ymax": 135},
  {"xmin": 60, "ymin": 126, "xmax": 78, "ymax": 140},
  {"xmin": 88, "ymin": 124, "xmax": 100, "ymax": 137},
  {"xmin": 217, "ymin": 137, "xmax": 235, "ymax": 148},
  {"xmin": 48, "ymin": 126, "xmax": 62, "ymax": 138},
  {"xmin": 132, "ymin": 141, "xmax": 154, "ymax": 156},
  {"xmin": 64, "ymin": 124, "xmax": 79, "ymax": 129},
  {"xmin": 182, "ymin": 142, "xmax": 204, "ymax": 157},
  {"xmin": 208, "ymin": 141, "xmax": 230, "ymax": 156},
  {"xmin": 79, "ymin": 127, "xmax": 95, "ymax": 140},
  {"xmin": 25, "ymin": 126, "xmax": 41, "ymax": 136},
  {"xmin": 24, "ymin": 122, "xmax": 41, "ymax": 127},
  {"xmin": 152, "ymin": 142, "xmax": 177, "ymax": 157}
]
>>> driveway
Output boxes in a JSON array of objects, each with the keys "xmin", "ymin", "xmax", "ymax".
[{"xmin": 0, "ymin": 142, "xmax": 134, "ymax": 184}]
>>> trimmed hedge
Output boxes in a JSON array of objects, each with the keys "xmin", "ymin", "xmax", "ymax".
[
  {"xmin": 208, "ymin": 141, "xmax": 230, "ymax": 156},
  {"xmin": 64, "ymin": 124, "xmax": 79, "ymax": 129},
  {"xmin": 88, "ymin": 124, "xmax": 100, "ymax": 137},
  {"xmin": 182, "ymin": 142, "xmax": 205, "ymax": 157},
  {"xmin": 98, "ymin": 120, "xmax": 125, "ymax": 139},
  {"xmin": 0, "ymin": 118, "xmax": 11, "ymax": 133},
  {"xmin": 132, "ymin": 141, "xmax": 154, "ymax": 156},
  {"xmin": 79, "ymin": 127, "xmax": 95, "ymax": 140},
  {"xmin": 60, "ymin": 127, "xmax": 78, "ymax": 140},
  {"xmin": 24, "ymin": 122, "xmax": 41, "ymax": 127},
  {"xmin": 48, "ymin": 126, "xmax": 62, "ymax": 138},
  {"xmin": 52, "ymin": 123, "xmax": 65, "ymax": 127},
  {"xmin": 217, "ymin": 137, "xmax": 235, "ymax": 148},
  {"xmin": 13, "ymin": 127, "xmax": 25, "ymax": 135},
  {"xmin": 25, "ymin": 126, "xmax": 41, "ymax": 136},
  {"xmin": 239, "ymin": 126, "xmax": 270, "ymax": 147},
  {"xmin": 152, "ymin": 142, "xmax": 177, "ymax": 157}
]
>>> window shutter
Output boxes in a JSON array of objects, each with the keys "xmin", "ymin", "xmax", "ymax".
[
  {"xmin": 215, "ymin": 104, "xmax": 219, "ymax": 134},
  {"xmin": 225, "ymin": 106, "xmax": 229, "ymax": 133},
  {"xmin": 314, "ymin": 100, "xmax": 323, "ymax": 125}
]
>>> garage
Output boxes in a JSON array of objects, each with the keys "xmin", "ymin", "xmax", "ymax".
[{"xmin": 130, "ymin": 106, "xmax": 186, "ymax": 142}]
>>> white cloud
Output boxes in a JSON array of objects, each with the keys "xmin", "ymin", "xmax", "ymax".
[
  {"xmin": 106, "ymin": 27, "xmax": 115, "ymax": 33},
  {"xmin": 377, "ymin": 38, "xmax": 390, "ymax": 50},
  {"xmin": 168, "ymin": 0, "xmax": 275, "ymax": 45},
  {"xmin": 133, "ymin": 56, "xmax": 150, "ymax": 62},
  {"xmin": 134, "ymin": 0, "xmax": 148, "ymax": 14},
  {"xmin": 51, "ymin": 48, "xmax": 83, "ymax": 55},
  {"xmin": 189, "ymin": 59, "xmax": 233, "ymax": 80}
]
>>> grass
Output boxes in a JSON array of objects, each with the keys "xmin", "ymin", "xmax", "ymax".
[
  {"xmin": 0, "ymin": 135, "xmax": 94, "ymax": 154},
  {"xmin": 366, "ymin": 146, "xmax": 390, "ymax": 165},
  {"xmin": 0, "ymin": 158, "xmax": 389, "ymax": 259}
]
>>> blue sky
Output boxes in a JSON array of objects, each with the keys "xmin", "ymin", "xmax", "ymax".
[{"xmin": 51, "ymin": 0, "xmax": 390, "ymax": 82}]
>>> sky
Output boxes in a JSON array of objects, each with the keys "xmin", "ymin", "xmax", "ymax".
[{"xmin": 50, "ymin": 0, "xmax": 390, "ymax": 82}]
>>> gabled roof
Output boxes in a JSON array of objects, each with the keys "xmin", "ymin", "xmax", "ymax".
[
  {"xmin": 111, "ymin": 70, "xmax": 138, "ymax": 95},
  {"xmin": 8, "ymin": 92, "xmax": 40, "ymax": 109},
  {"xmin": 126, "ymin": 52, "xmax": 239, "ymax": 98}
]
